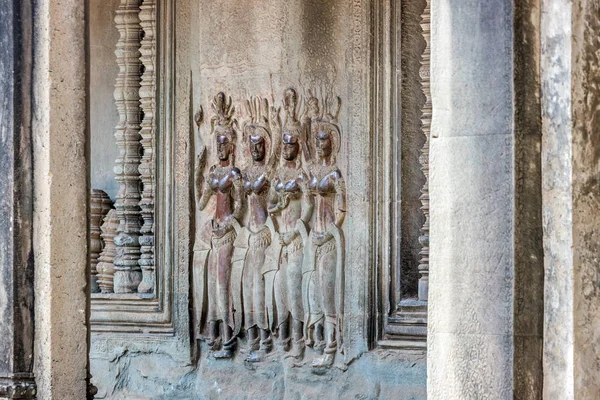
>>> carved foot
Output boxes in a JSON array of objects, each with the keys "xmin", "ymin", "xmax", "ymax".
[
  {"xmin": 311, "ymin": 354, "xmax": 334, "ymax": 368},
  {"xmin": 213, "ymin": 349, "xmax": 233, "ymax": 359},
  {"xmin": 284, "ymin": 340, "xmax": 305, "ymax": 360},
  {"xmin": 280, "ymin": 337, "xmax": 291, "ymax": 352},
  {"xmin": 245, "ymin": 350, "xmax": 264, "ymax": 363},
  {"xmin": 313, "ymin": 340, "xmax": 325, "ymax": 352},
  {"xmin": 260, "ymin": 336, "xmax": 273, "ymax": 353}
]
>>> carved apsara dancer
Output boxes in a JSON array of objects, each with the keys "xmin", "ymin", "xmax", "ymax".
[
  {"xmin": 303, "ymin": 95, "xmax": 346, "ymax": 368},
  {"xmin": 235, "ymin": 96, "xmax": 281, "ymax": 362},
  {"xmin": 267, "ymin": 88, "xmax": 313, "ymax": 359},
  {"xmin": 194, "ymin": 92, "xmax": 244, "ymax": 359}
]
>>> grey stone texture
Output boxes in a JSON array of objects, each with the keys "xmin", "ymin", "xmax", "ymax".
[
  {"xmin": 429, "ymin": 0, "xmax": 543, "ymax": 398},
  {"xmin": 542, "ymin": 0, "xmax": 600, "ymax": 398},
  {"xmin": 31, "ymin": 0, "xmax": 90, "ymax": 398},
  {"xmin": 90, "ymin": 0, "xmax": 120, "ymax": 201},
  {"xmin": 0, "ymin": 0, "xmax": 36, "ymax": 397},
  {"xmin": 92, "ymin": 344, "xmax": 425, "ymax": 399}
]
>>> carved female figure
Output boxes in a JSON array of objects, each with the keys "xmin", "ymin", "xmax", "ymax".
[
  {"xmin": 236, "ymin": 97, "xmax": 280, "ymax": 362},
  {"xmin": 304, "ymin": 100, "xmax": 346, "ymax": 368},
  {"xmin": 194, "ymin": 92, "xmax": 244, "ymax": 359},
  {"xmin": 267, "ymin": 88, "xmax": 313, "ymax": 359}
]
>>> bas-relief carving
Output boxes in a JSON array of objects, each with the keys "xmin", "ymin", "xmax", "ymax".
[{"xmin": 193, "ymin": 88, "xmax": 346, "ymax": 368}]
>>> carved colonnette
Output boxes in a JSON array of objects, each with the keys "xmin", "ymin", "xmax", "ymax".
[
  {"xmin": 97, "ymin": 209, "xmax": 119, "ymax": 293},
  {"xmin": 90, "ymin": 190, "xmax": 113, "ymax": 293},
  {"xmin": 138, "ymin": 0, "xmax": 157, "ymax": 295},
  {"xmin": 112, "ymin": 0, "xmax": 143, "ymax": 294},
  {"xmin": 417, "ymin": 0, "xmax": 431, "ymax": 304},
  {"xmin": 379, "ymin": 0, "xmax": 429, "ymax": 350}
]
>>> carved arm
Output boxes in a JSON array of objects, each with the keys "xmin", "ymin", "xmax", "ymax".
[{"xmin": 334, "ymin": 175, "xmax": 346, "ymax": 228}]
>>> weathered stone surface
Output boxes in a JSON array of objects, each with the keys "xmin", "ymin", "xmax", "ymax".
[
  {"xmin": 429, "ymin": 0, "xmax": 543, "ymax": 398},
  {"xmin": 0, "ymin": 0, "xmax": 36, "ymax": 397},
  {"xmin": 90, "ymin": 0, "xmax": 120, "ymax": 201},
  {"xmin": 31, "ymin": 0, "xmax": 89, "ymax": 397},
  {"xmin": 91, "ymin": 344, "xmax": 425, "ymax": 399},
  {"xmin": 541, "ymin": 0, "xmax": 600, "ymax": 398}
]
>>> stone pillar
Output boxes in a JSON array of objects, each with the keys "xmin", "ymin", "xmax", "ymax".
[
  {"xmin": 31, "ymin": 0, "xmax": 91, "ymax": 398},
  {"xmin": 428, "ymin": 0, "xmax": 543, "ymax": 398},
  {"xmin": 0, "ymin": 0, "xmax": 36, "ymax": 397},
  {"xmin": 542, "ymin": 0, "xmax": 600, "ymax": 397}
]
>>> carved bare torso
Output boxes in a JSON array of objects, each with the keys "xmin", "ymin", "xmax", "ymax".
[
  {"xmin": 310, "ymin": 165, "xmax": 343, "ymax": 238},
  {"xmin": 273, "ymin": 167, "xmax": 306, "ymax": 234},
  {"xmin": 243, "ymin": 165, "xmax": 270, "ymax": 233}
]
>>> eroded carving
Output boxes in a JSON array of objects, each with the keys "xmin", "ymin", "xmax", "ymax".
[
  {"xmin": 194, "ymin": 92, "xmax": 244, "ymax": 359},
  {"xmin": 193, "ymin": 88, "xmax": 345, "ymax": 368},
  {"xmin": 234, "ymin": 96, "xmax": 282, "ymax": 362},
  {"xmin": 268, "ymin": 88, "xmax": 313, "ymax": 360},
  {"xmin": 303, "ymin": 94, "xmax": 346, "ymax": 368}
]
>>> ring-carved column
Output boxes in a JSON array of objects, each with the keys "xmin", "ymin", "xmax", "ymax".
[
  {"xmin": 417, "ymin": 0, "xmax": 430, "ymax": 302},
  {"xmin": 137, "ymin": 0, "xmax": 156, "ymax": 295},
  {"xmin": 112, "ymin": 0, "xmax": 143, "ymax": 294}
]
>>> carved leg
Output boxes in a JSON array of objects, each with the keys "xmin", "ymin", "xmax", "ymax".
[
  {"xmin": 279, "ymin": 319, "xmax": 291, "ymax": 351},
  {"xmin": 312, "ymin": 244, "xmax": 337, "ymax": 368},
  {"xmin": 207, "ymin": 321, "xmax": 220, "ymax": 351},
  {"xmin": 247, "ymin": 326, "xmax": 259, "ymax": 351},
  {"xmin": 214, "ymin": 323, "xmax": 235, "ymax": 359},
  {"xmin": 290, "ymin": 319, "xmax": 305, "ymax": 359},
  {"xmin": 260, "ymin": 328, "xmax": 272, "ymax": 352}
]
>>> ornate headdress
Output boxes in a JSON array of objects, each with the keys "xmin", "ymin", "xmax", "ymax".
[
  {"xmin": 242, "ymin": 96, "xmax": 273, "ymax": 162},
  {"xmin": 210, "ymin": 92, "xmax": 237, "ymax": 144}
]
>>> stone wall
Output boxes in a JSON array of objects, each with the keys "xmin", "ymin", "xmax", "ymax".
[
  {"xmin": 89, "ymin": 0, "xmax": 429, "ymax": 398},
  {"xmin": 90, "ymin": 0, "xmax": 121, "ymax": 201}
]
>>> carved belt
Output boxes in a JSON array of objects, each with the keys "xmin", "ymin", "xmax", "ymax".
[
  {"xmin": 249, "ymin": 227, "xmax": 271, "ymax": 249},
  {"xmin": 284, "ymin": 234, "xmax": 303, "ymax": 254},
  {"xmin": 211, "ymin": 229, "xmax": 236, "ymax": 249},
  {"xmin": 315, "ymin": 235, "xmax": 335, "ymax": 258}
]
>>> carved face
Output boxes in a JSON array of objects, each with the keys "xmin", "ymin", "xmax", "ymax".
[
  {"xmin": 249, "ymin": 135, "xmax": 266, "ymax": 162},
  {"xmin": 282, "ymin": 133, "xmax": 299, "ymax": 161},
  {"xmin": 217, "ymin": 135, "xmax": 232, "ymax": 161},
  {"xmin": 316, "ymin": 130, "xmax": 332, "ymax": 159}
]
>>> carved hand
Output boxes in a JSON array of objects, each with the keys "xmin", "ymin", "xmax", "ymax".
[{"xmin": 269, "ymin": 105, "xmax": 281, "ymax": 131}]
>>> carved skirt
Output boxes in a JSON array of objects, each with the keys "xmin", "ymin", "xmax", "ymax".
[
  {"xmin": 242, "ymin": 227, "xmax": 271, "ymax": 330},
  {"xmin": 206, "ymin": 229, "xmax": 236, "ymax": 328},
  {"xmin": 275, "ymin": 234, "xmax": 305, "ymax": 326},
  {"xmin": 311, "ymin": 236, "xmax": 337, "ymax": 324}
]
